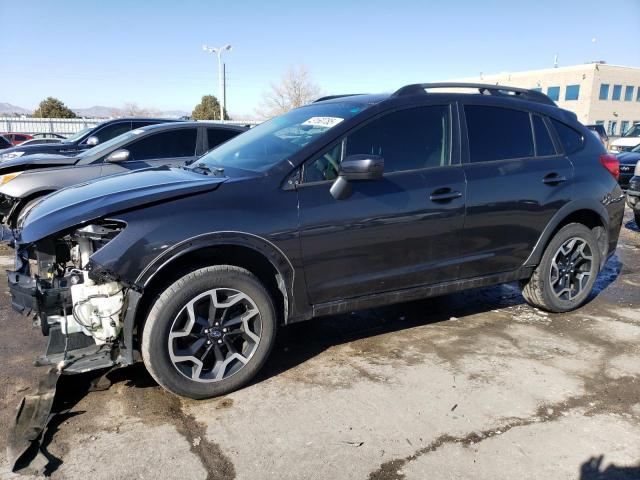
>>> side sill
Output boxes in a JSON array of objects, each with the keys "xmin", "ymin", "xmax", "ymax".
[{"xmin": 311, "ymin": 268, "xmax": 533, "ymax": 318}]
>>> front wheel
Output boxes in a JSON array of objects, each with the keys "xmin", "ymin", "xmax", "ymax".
[
  {"xmin": 521, "ymin": 223, "xmax": 601, "ymax": 313},
  {"xmin": 141, "ymin": 266, "xmax": 276, "ymax": 399}
]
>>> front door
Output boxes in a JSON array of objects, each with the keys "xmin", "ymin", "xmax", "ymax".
[{"xmin": 297, "ymin": 104, "xmax": 466, "ymax": 305}]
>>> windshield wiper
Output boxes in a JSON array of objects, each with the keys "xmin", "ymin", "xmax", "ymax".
[{"xmin": 186, "ymin": 163, "xmax": 225, "ymax": 176}]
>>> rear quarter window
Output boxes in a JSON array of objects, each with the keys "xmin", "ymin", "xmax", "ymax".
[{"xmin": 550, "ymin": 119, "xmax": 584, "ymax": 154}]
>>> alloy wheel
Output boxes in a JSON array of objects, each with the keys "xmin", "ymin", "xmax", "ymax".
[{"xmin": 549, "ymin": 237, "xmax": 594, "ymax": 302}]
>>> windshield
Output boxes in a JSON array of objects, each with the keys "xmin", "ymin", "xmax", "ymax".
[
  {"xmin": 65, "ymin": 126, "xmax": 96, "ymax": 142},
  {"xmin": 623, "ymin": 124, "xmax": 640, "ymax": 138},
  {"xmin": 196, "ymin": 102, "xmax": 367, "ymax": 172},
  {"xmin": 78, "ymin": 129, "xmax": 144, "ymax": 158}
]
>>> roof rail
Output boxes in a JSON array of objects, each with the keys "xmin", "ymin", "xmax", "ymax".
[
  {"xmin": 392, "ymin": 83, "xmax": 556, "ymax": 106},
  {"xmin": 314, "ymin": 94, "xmax": 365, "ymax": 103}
]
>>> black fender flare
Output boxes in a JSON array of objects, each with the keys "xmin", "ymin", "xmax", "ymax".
[
  {"xmin": 120, "ymin": 231, "xmax": 296, "ymax": 365},
  {"xmin": 523, "ymin": 199, "xmax": 609, "ymax": 267}
]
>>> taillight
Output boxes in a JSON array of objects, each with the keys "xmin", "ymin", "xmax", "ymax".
[{"xmin": 599, "ymin": 154, "xmax": 619, "ymax": 180}]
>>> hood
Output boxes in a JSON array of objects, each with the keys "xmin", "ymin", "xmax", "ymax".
[
  {"xmin": 18, "ymin": 166, "xmax": 227, "ymax": 243},
  {"xmin": 611, "ymin": 137, "xmax": 640, "ymax": 148},
  {"xmin": 616, "ymin": 151, "xmax": 640, "ymax": 164},
  {"xmin": 0, "ymin": 153, "xmax": 79, "ymax": 172},
  {"xmin": 0, "ymin": 141, "xmax": 79, "ymax": 157}
]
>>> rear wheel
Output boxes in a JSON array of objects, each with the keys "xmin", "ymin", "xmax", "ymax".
[
  {"xmin": 521, "ymin": 223, "xmax": 601, "ymax": 313},
  {"xmin": 141, "ymin": 266, "xmax": 276, "ymax": 399}
]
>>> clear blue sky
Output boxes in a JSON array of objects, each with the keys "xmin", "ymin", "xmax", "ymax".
[{"xmin": 1, "ymin": 0, "xmax": 639, "ymax": 117}]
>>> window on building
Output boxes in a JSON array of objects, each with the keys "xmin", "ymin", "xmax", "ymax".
[
  {"xmin": 621, "ymin": 121, "xmax": 630, "ymax": 135},
  {"xmin": 608, "ymin": 120, "xmax": 617, "ymax": 136},
  {"xmin": 624, "ymin": 86, "xmax": 634, "ymax": 101},
  {"xmin": 599, "ymin": 84, "xmax": 609, "ymax": 100},
  {"xmin": 612, "ymin": 85, "xmax": 622, "ymax": 101},
  {"xmin": 465, "ymin": 105, "xmax": 534, "ymax": 162},
  {"xmin": 547, "ymin": 86, "xmax": 560, "ymax": 101},
  {"xmin": 550, "ymin": 119, "xmax": 584, "ymax": 154},
  {"xmin": 636, "ymin": 88, "xmax": 640, "ymax": 101},
  {"xmin": 595, "ymin": 120, "xmax": 605, "ymax": 126},
  {"xmin": 565, "ymin": 85, "xmax": 580, "ymax": 101}
]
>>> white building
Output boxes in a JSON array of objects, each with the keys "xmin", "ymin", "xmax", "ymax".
[{"xmin": 456, "ymin": 63, "xmax": 640, "ymax": 137}]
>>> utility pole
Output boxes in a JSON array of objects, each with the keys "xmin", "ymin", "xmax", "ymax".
[{"xmin": 202, "ymin": 44, "xmax": 232, "ymax": 121}]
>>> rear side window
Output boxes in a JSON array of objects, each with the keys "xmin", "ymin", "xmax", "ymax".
[
  {"xmin": 126, "ymin": 128, "xmax": 197, "ymax": 160},
  {"xmin": 345, "ymin": 105, "xmax": 451, "ymax": 173},
  {"xmin": 532, "ymin": 116, "xmax": 556, "ymax": 156},
  {"xmin": 0, "ymin": 136, "xmax": 10, "ymax": 148},
  {"xmin": 550, "ymin": 119, "xmax": 583, "ymax": 154},
  {"xmin": 465, "ymin": 105, "xmax": 534, "ymax": 162},
  {"xmin": 207, "ymin": 128, "xmax": 240, "ymax": 151}
]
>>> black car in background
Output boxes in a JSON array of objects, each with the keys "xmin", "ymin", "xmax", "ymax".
[
  {"xmin": 617, "ymin": 143, "xmax": 640, "ymax": 190},
  {"xmin": 0, "ymin": 121, "xmax": 247, "ymax": 227},
  {"xmin": 0, "ymin": 118, "xmax": 182, "ymax": 160},
  {"xmin": 0, "ymin": 135, "xmax": 11, "ymax": 150},
  {"xmin": 7, "ymin": 83, "xmax": 624, "ymax": 399}
]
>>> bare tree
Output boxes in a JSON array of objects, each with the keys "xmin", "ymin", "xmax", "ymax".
[
  {"xmin": 114, "ymin": 102, "xmax": 162, "ymax": 117},
  {"xmin": 257, "ymin": 65, "xmax": 322, "ymax": 119}
]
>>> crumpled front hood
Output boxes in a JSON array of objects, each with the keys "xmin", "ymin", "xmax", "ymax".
[{"xmin": 18, "ymin": 166, "xmax": 227, "ymax": 243}]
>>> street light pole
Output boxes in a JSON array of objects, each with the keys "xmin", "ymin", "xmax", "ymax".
[{"xmin": 202, "ymin": 44, "xmax": 232, "ymax": 121}]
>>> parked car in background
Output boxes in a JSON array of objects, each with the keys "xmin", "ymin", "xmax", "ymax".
[
  {"xmin": 0, "ymin": 118, "xmax": 181, "ymax": 160},
  {"xmin": 16, "ymin": 138, "xmax": 63, "ymax": 147},
  {"xmin": 586, "ymin": 124, "xmax": 608, "ymax": 147},
  {"xmin": 616, "ymin": 143, "xmax": 640, "ymax": 190},
  {"xmin": 5, "ymin": 83, "xmax": 623, "ymax": 400},
  {"xmin": 610, "ymin": 123, "xmax": 640, "ymax": 153},
  {"xmin": 0, "ymin": 136, "xmax": 11, "ymax": 150},
  {"xmin": 0, "ymin": 121, "xmax": 247, "ymax": 227},
  {"xmin": 1, "ymin": 133, "xmax": 33, "ymax": 146},
  {"xmin": 626, "ymin": 163, "xmax": 640, "ymax": 225}
]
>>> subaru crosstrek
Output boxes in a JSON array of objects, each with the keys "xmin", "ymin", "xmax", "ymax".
[{"xmin": 7, "ymin": 83, "xmax": 624, "ymax": 399}]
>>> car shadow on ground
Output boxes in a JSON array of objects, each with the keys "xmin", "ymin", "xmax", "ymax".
[
  {"xmin": 624, "ymin": 218, "xmax": 639, "ymax": 232},
  {"xmin": 580, "ymin": 455, "xmax": 640, "ymax": 480}
]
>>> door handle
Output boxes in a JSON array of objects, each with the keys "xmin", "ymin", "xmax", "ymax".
[
  {"xmin": 543, "ymin": 173, "xmax": 567, "ymax": 185},
  {"xmin": 429, "ymin": 188, "xmax": 463, "ymax": 202}
]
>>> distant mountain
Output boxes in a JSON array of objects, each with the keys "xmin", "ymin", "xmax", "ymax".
[
  {"xmin": 72, "ymin": 106, "xmax": 118, "ymax": 118},
  {"xmin": 0, "ymin": 102, "xmax": 32, "ymax": 116}
]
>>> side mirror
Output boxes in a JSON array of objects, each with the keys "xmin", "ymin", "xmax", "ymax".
[
  {"xmin": 330, "ymin": 154, "xmax": 384, "ymax": 200},
  {"xmin": 85, "ymin": 136, "xmax": 99, "ymax": 146},
  {"xmin": 105, "ymin": 149, "xmax": 130, "ymax": 163}
]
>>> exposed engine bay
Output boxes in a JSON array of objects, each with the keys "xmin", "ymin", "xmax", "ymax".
[{"xmin": 9, "ymin": 222, "xmax": 127, "ymax": 368}]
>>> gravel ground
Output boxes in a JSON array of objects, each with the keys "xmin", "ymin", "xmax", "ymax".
[{"xmin": 0, "ymin": 209, "xmax": 639, "ymax": 480}]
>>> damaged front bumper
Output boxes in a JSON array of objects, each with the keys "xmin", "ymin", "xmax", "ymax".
[{"xmin": 7, "ymin": 222, "xmax": 137, "ymax": 374}]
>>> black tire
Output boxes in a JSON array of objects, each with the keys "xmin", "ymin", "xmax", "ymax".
[
  {"xmin": 521, "ymin": 223, "xmax": 601, "ymax": 313},
  {"xmin": 141, "ymin": 266, "xmax": 276, "ymax": 399}
]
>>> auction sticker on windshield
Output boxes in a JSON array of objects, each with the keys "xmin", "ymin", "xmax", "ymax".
[{"xmin": 302, "ymin": 117, "xmax": 344, "ymax": 129}]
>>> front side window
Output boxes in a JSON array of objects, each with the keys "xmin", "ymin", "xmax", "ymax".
[
  {"xmin": 565, "ymin": 85, "xmax": 580, "ymax": 101},
  {"xmin": 551, "ymin": 119, "xmax": 584, "ymax": 153},
  {"xmin": 126, "ymin": 129, "xmax": 197, "ymax": 160},
  {"xmin": 94, "ymin": 122, "xmax": 132, "ymax": 143},
  {"xmin": 532, "ymin": 115, "xmax": 556, "ymax": 156},
  {"xmin": 303, "ymin": 105, "xmax": 451, "ymax": 183},
  {"xmin": 465, "ymin": 105, "xmax": 534, "ymax": 163},
  {"xmin": 608, "ymin": 121, "xmax": 617, "ymax": 136},
  {"xmin": 624, "ymin": 86, "xmax": 634, "ymax": 101},
  {"xmin": 197, "ymin": 102, "xmax": 367, "ymax": 172},
  {"xmin": 547, "ymin": 86, "xmax": 560, "ymax": 101},
  {"xmin": 612, "ymin": 85, "xmax": 622, "ymax": 101},
  {"xmin": 599, "ymin": 84, "xmax": 609, "ymax": 100}
]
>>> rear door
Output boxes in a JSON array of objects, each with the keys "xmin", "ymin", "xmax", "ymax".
[
  {"xmin": 297, "ymin": 104, "xmax": 466, "ymax": 304},
  {"xmin": 458, "ymin": 103, "xmax": 573, "ymax": 278},
  {"xmin": 100, "ymin": 128, "xmax": 199, "ymax": 176}
]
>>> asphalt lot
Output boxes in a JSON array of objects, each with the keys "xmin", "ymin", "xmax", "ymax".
[{"xmin": 0, "ymin": 209, "xmax": 639, "ymax": 480}]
